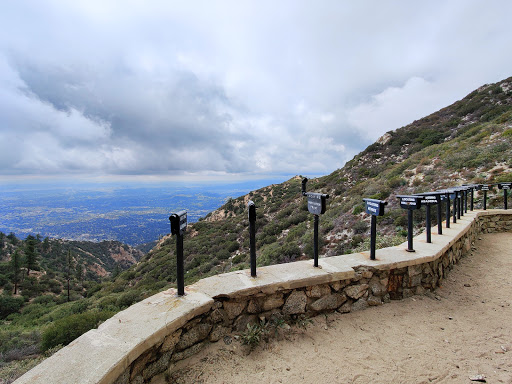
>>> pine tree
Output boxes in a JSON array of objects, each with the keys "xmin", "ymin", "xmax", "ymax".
[
  {"xmin": 25, "ymin": 235, "xmax": 38, "ymax": 276},
  {"xmin": 12, "ymin": 250, "xmax": 21, "ymax": 294},
  {"xmin": 66, "ymin": 250, "xmax": 75, "ymax": 302}
]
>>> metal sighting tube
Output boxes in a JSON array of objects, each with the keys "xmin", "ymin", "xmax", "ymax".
[
  {"xmin": 425, "ymin": 204, "xmax": 431, "ymax": 243},
  {"xmin": 249, "ymin": 218, "xmax": 256, "ymax": 278},
  {"xmin": 407, "ymin": 209, "xmax": 414, "ymax": 252},
  {"xmin": 176, "ymin": 233, "xmax": 184, "ymax": 296},
  {"xmin": 453, "ymin": 195, "xmax": 457, "ymax": 223},
  {"xmin": 445, "ymin": 193, "xmax": 450, "ymax": 228},
  {"xmin": 483, "ymin": 190, "xmax": 487, "ymax": 210},
  {"xmin": 370, "ymin": 215, "xmax": 377, "ymax": 260},
  {"xmin": 436, "ymin": 197, "xmax": 442, "ymax": 235},
  {"xmin": 313, "ymin": 214, "xmax": 319, "ymax": 267}
]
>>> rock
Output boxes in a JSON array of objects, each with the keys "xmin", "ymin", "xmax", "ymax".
[
  {"xmin": 175, "ymin": 323, "xmax": 212, "ymax": 351},
  {"xmin": 368, "ymin": 276, "xmax": 386, "ymax": 297},
  {"xmin": 233, "ymin": 314, "xmax": 258, "ymax": 332},
  {"xmin": 209, "ymin": 325, "xmax": 231, "ymax": 342},
  {"xmin": 262, "ymin": 293, "xmax": 284, "ymax": 311},
  {"xmin": 160, "ymin": 329, "xmax": 182, "ymax": 352},
  {"xmin": 282, "ymin": 290, "xmax": 307, "ymax": 315},
  {"xmin": 223, "ymin": 300, "xmax": 247, "ymax": 320},
  {"xmin": 171, "ymin": 341, "xmax": 207, "ymax": 362},
  {"xmin": 367, "ymin": 295, "xmax": 382, "ymax": 306},
  {"xmin": 209, "ymin": 308, "xmax": 229, "ymax": 324},
  {"xmin": 469, "ymin": 374, "xmax": 486, "ymax": 382},
  {"xmin": 308, "ymin": 293, "xmax": 347, "ymax": 312},
  {"xmin": 409, "ymin": 274, "xmax": 422, "ymax": 287},
  {"xmin": 247, "ymin": 298, "xmax": 262, "ymax": 314},
  {"xmin": 415, "ymin": 286, "xmax": 426, "ymax": 295},
  {"xmin": 131, "ymin": 350, "xmax": 157, "ymax": 380},
  {"xmin": 344, "ymin": 284, "xmax": 369, "ymax": 300},
  {"xmin": 408, "ymin": 264, "xmax": 422, "ymax": 277},
  {"xmin": 306, "ymin": 284, "xmax": 331, "ymax": 298},
  {"xmin": 337, "ymin": 301, "xmax": 352, "ymax": 313},
  {"xmin": 330, "ymin": 280, "xmax": 349, "ymax": 291},
  {"xmin": 143, "ymin": 351, "xmax": 172, "ymax": 380},
  {"xmin": 360, "ymin": 269, "xmax": 373, "ymax": 279},
  {"xmin": 351, "ymin": 298, "xmax": 369, "ymax": 312}
]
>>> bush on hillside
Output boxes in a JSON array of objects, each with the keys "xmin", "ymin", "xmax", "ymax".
[
  {"xmin": 41, "ymin": 310, "xmax": 113, "ymax": 351},
  {"xmin": 0, "ymin": 295, "xmax": 25, "ymax": 319}
]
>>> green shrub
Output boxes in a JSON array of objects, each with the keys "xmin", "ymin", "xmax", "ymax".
[
  {"xmin": 41, "ymin": 310, "xmax": 114, "ymax": 351},
  {"xmin": 116, "ymin": 291, "xmax": 141, "ymax": 309},
  {"xmin": 0, "ymin": 295, "xmax": 24, "ymax": 319}
]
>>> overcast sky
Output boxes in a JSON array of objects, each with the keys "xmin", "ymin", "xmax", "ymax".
[{"xmin": 1, "ymin": 1, "xmax": 511, "ymax": 182}]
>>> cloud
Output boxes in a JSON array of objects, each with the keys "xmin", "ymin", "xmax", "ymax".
[{"xmin": 1, "ymin": 0, "xmax": 512, "ymax": 179}]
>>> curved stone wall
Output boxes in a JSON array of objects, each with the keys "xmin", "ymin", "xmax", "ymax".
[{"xmin": 14, "ymin": 210, "xmax": 512, "ymax": 384}]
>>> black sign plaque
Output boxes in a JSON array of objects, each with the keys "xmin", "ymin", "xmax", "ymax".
[
  {"xmin": 307, "ymin": 193, "xmax": 328, "ymax": 215},
  {"xmin": 363, "ymin": 198, "xmax": 387, "ymax": 216},
  {"xmin": 398, "ymin": 195, "xmax": 422, "ymax": 210}
]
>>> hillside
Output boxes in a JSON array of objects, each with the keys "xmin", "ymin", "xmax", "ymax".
[
  {"xmin": 125, "ymin": 76, "xmax": 512, "ymax": 292},
  {"xmin": 1, "ymin": 76, "xmax": 511, "ymax": 382}
]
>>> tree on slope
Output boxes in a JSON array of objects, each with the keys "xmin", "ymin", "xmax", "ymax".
[
  {"xmin": 12, "ymin": 250, "xmax": 21, "ymax": 294},
  {"xmin": 25, "ymin": 235, "xmax": 38, "ymax": 276}
]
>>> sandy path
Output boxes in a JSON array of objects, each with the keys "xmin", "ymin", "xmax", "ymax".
[{"xmin": 171, "ymin": 233, "xmax": 512, "ymax": 384}]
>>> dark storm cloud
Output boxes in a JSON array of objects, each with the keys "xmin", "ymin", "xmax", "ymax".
[{"xmin": 1, "ymin": 0, "xmax": 512, "ymax": 180}]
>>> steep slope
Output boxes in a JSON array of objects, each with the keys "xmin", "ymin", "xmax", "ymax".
[{"xmin": 116, "ymin": 76, "xmax": 512, "ymax": 294}]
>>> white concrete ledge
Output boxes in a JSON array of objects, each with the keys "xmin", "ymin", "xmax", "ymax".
[{"xmin": 14, "ymin": 291, "xmax": 214, "ymax": 384}]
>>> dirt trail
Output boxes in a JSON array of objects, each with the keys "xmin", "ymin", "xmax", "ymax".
[{"xmin": 170, "ymin": 232, "xmax": 512, "ymax": 384}]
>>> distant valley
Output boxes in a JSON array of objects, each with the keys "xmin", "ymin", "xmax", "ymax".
[{"xmin": 0, "ymin": 178, "xmax": 290, "ymax": 246}]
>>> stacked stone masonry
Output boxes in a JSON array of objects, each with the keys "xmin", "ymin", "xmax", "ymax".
[{"xmin": 14, "ymin": 210, "xmax": 512, "ymax": 384}]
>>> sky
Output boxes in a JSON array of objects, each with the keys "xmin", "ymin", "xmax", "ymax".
[{"xmin": 1, "ymin": 0, "xmax": 512, "ymax": 183}]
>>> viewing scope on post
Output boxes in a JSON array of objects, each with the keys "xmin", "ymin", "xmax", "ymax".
[
  {"xmin": 247, "ymin": 201, "xmax": 257, "ymax": 278},
  {"xmin": 362, "ymin": 198, "xmax": 387, "ymax": 260},
  {"xmin": 302, "ymin": 178, "xmax": 329, "ymax": 267},
  {"xmin": 498, "ymin": 182, "xmax": 511, "ymax": 210},
  {"xmin": 396, "ymin": 195, "xmax": 422, "ymax": 252},
  {"xmin": 169, "ymin": 210, "xmax": 187, "ymax": 296},
  {"xmin": 302, "ymin": 177, "xmax": 329, "ymax": 215}
]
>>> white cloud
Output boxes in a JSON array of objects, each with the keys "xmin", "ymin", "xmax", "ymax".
[{"xmin": 1, "ymin": 0, "xmax": 512, "ymax": 179}]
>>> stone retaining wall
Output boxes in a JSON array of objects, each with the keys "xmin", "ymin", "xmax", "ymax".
[{"xmin": 14, "ymin": 210, "xmax": 512, "ymax": 384}]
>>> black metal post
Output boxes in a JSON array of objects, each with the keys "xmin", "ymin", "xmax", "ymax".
[
  {"xmin": 504, "ymin": 189, "xmax": 508, "ymax": 210},
  {"xmin": 453, "ymin": 195, "xmax": 457, "ymax": 223},
  {"xmin": 370, "ymin": 215, "xmax": 377, "ymax": 260},
  {"xmin": 436, "ymin": 197, "xmax": 442, "ymax": 235},
  {"xmin": 248, "ymin": 203, "xmax": 257, "ymax": 277},
  {"xmin": 176, "ymin": 233, "xmax": 184, "ymax": 296},
  {"xmin": 483, "ymin": 190, "xmax": 487, "ymax": 210},
  {"xmin": 425, "ymin": 204, "xmax": 431, "ymax": 243},
  {"xmin": 464, "ymin": 190, "xmax": 468, "ymax": 213},
  {"xmin": 470, "ymin": 188, "xmax": 474, "ymax": 211},
  {"xmin": 406, "ymin": 209, "xmax": 415, "ymax": 252},
  {"xmin": 313, "ymin": 214, "xmax": 319, "ymax": 267},
  {"xmin": 445, "ymin": 193, "xmax": 450, "ymax": 228},
  {"xmin": 457, "ymin": 194, "xmax": 462, "ymax": 219}
]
